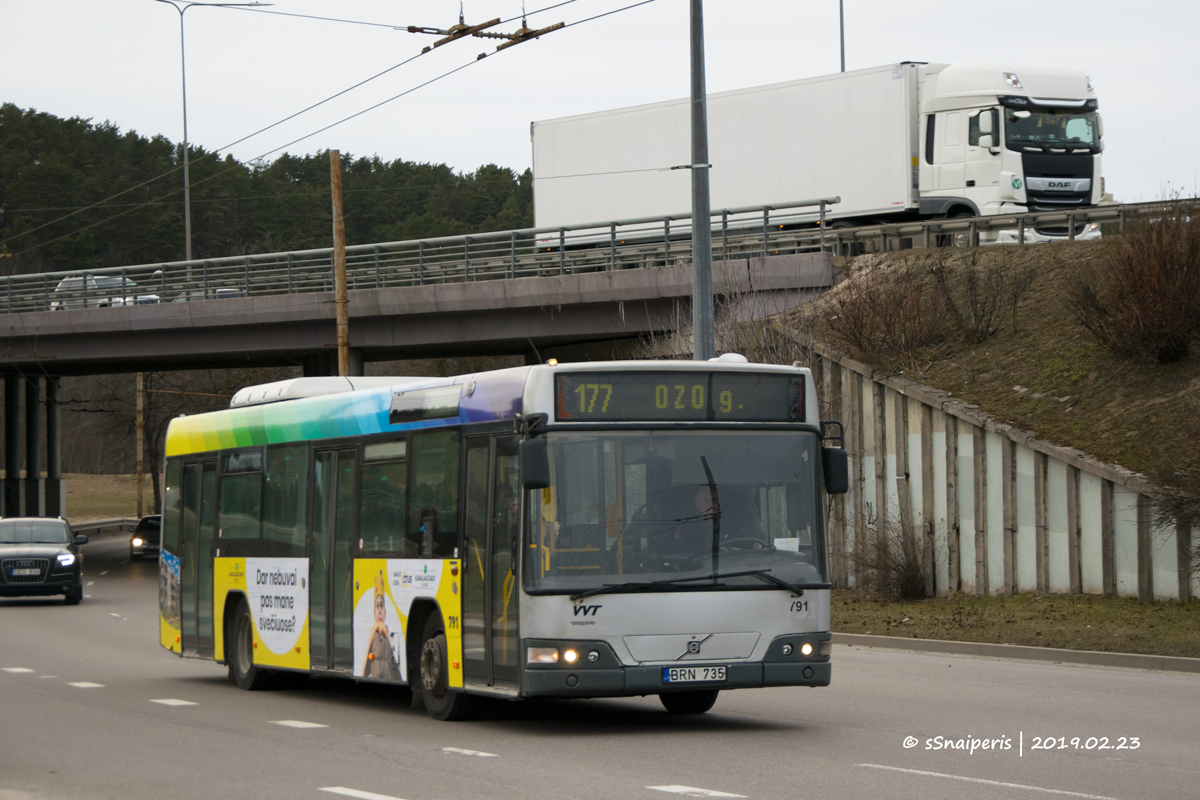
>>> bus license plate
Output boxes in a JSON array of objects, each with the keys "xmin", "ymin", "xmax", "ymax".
[
  {"xmin": 12, "ymin": 568, "xmax": 39, "ymax": 576},
  {"xmin": 663, "ymin": 666, "xmax": 726, "ymax": 684}
]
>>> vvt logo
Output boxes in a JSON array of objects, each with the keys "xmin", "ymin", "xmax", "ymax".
[{"xmin": 573, "ymin": 604, "xmax": 602, "ymax": 617}]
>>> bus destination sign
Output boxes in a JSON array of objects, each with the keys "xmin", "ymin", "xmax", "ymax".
[{"xmin": 555, "ymin": 371, "xmax": 803, "ymax": 422}]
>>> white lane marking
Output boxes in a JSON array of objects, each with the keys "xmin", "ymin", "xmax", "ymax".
[
  {"xmin": 319, "ymin": 788, "xmax": 407, "ymax": 800},
  {"xmin": 3, "ymin": 668, "xmax": 34, "ymax": 673},
  {"xmin": 271, "ymin": 720, "xmax": 328, "ymax": 728},
  {"xmin": 68, "ymin": 682, "xmax": 104, "ymax": 688},
  {"xmin": 109, "ymin": 613, "xmax": 121, "ymax": 617},
  {"xmin": 858, "ymin": 765, "xmax": 1122, "ymax": 800},
  {"xmin": 39, "ymin": 675, "xmax": 57, "ymax": 679},
  {"xmin": 100, "ymin": 571, "xmax": 108, "ymax": 575},
  {"xmin": 442, "ymin": 747, "xmax": 498, "ymax": 757},
  {"xmin": 87, "ymin": 581, "xmax": 94, "ymax": 586},
  {"xmin": 150, "ymin": 698, "xmax": 198, "ymax": 706},
  {"xmin": 648, "ymin": 787, "xmax": 746, "ymax": 798}
]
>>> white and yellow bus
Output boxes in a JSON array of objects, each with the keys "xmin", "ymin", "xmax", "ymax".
[{"xmin": 159, "ymin": 357, "xmax": 847, "ymax": 720}]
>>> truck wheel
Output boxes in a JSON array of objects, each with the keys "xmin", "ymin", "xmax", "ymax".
[
  {"xmin": 228, "ymin": 599, "xmax": 279, "ymax": 690},
  {"xmin": 418, "ymin": 612, "xmax": 474, "ymax": 721},
  {"xmin": 940, "ymin": 212, "xmax": 974, "ymax": 247},
  {"xmin": 660, "ymin": 689, "xmax": 719, "ymax": 714}
]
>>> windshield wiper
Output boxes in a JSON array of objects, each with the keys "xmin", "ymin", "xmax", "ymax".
[
  {"xmin": 569, "ymin": 569, "xmax": 831, "ymax": 602},
  {"xmin": 662, "ymin": 568, "xmax": 829, "ymax": 597}
]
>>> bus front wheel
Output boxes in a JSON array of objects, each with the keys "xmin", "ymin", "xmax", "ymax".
[
  {"xmin": 229, "ymin": 599, "xmax": 279, "ymax": 690},
  {"xmin": 419, "ymin": 613, "xmax": 474, "ymax": 721},
  {"xmin": 660, "ymin": 689, "xmax": 719, "ymax": 714}
]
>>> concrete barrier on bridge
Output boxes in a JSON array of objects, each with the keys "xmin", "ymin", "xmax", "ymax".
[{"xmin": 812, "ymin": 344, "xmax": 1197, "ymax": 602}]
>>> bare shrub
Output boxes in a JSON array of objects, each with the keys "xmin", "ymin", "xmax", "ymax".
[
  {"xmin": 823, "ymin": 258, "xmax": 948, "ymax": 368},
  {"xmin": 1063, "ymin": 205, "xmax": 1200, "ymax": 364},
  {"xmin": 1151, "ymin": 398, "xmax": 1200, "ymax": 582},
  {"xmin": 637, "ymin": 259, "xmax": 820, "ymax": 366},
  {"xmin": 845, "ymin": 503, "xmax": 929, "ymax": 601},
  {"xmin": 925, "ymin": 248, "xmax": 1036, "ymax": 341}
]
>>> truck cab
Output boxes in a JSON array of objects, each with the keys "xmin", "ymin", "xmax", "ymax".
[{"xmin": 918, "ymin": 62, "xmax": 1104, "ymax": 243}]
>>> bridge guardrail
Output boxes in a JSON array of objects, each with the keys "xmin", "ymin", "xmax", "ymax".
[{"xmin": 1, "ymin": 197, "xmax": 1191, "ymax": 316}]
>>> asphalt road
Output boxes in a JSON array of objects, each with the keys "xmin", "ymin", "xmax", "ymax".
[{"xmin": 2, "ymin": 537, "xmax": 1197, "ymax": 800}]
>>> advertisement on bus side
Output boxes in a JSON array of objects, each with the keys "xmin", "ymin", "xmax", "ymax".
[
  {"xmin": 352, "ymin": 558, "xmax": 463, "ymax": 689},
  {"xmin": 213, "ymin": 557, "xmax": 311, "ymax": 671}
]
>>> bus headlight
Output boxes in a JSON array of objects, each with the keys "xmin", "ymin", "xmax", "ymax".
[
  {"xmin": 563, "ymin": 648, "xmax": 579, "ymax": 664},
  {"xmin": 527, "ymin": 647, "xmax": 559, "ymax": 664},
  {"xmin": 800, "ymin": 642, "xmax": 814, "ymax": 656}
]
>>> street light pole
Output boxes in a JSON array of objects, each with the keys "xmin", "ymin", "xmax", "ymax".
[
  {"xmin": 839, "ymin": 0, "xmax": 846, "ymax": 72},
  {"xmin": 155, "ymin": 0, "xmax": 269, "ymax": 262},
  {"xmin": 690, "ymin": 0, "xmax": 715, "ymax": 361}
]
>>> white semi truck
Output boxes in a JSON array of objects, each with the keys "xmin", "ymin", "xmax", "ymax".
[{"xmin": 531, "ymin": 62, "xmax": 1104, "ymax": 244}]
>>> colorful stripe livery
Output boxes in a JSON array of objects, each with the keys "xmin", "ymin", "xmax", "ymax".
[{"xmin": 165, "ymin": 368, "xmax": 531, "ymax": 458}]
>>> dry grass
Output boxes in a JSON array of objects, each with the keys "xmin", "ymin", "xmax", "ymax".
[
  {"xmin": 833, "ymin": 590, "xmax": 1200, "ymax": 658},
  {"xmin": 64, "ymin": 473, "xmax": 156, "ymax": 522}
]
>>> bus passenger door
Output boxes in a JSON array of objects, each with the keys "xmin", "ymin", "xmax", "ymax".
[
  {"xmin": 461, "ymin": 435, "xmax": 520, "ymax": 689},
  {"xmin": 489, "ymin": 436, "xmax": 520, "ymax": 688},
  {"xmin": 309, "ymin": 448, "xmax": 357, "ymax": 671},
  {"xmin": 180, "ymin": 460, "xmax": 215, "ymax": 656}
]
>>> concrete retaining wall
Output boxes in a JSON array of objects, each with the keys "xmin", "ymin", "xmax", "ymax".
[{"xmin": 812, "ymin": 346, "xmax": 1196, "ymax": 601}]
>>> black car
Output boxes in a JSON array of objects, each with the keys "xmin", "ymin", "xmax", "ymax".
[
  {"xmin": 0, "ymin": 518, "xmax": 87, "ymax": 605},
  {"xmin": 129, "ymin": 514, "xmax": 161, "ymax": 560}
]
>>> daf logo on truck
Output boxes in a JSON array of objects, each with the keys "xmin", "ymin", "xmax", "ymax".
[{"xmin": 1048, "ymin": 181, "xmax": 1072, "ymax": 189}]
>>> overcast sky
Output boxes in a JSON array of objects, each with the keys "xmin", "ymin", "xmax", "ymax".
[{"xmin": 2, "ymin": 0, "xmax": 1197, "ymax": 203}]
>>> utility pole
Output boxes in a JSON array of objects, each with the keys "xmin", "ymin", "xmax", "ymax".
[
  {"xmin": 690, "ymin": 0, "xmax": 715, "ymax": 360},
  {"xmin": 136, "ymin": 373, "xmax": 144, "ymax": 518},
  {"xmin": 330, "ymin": 150, "xmax": 349, "ymax": 377},
  {"xmin": 839, "ymin": 0, "xmax": 846, "ymax": 72}
]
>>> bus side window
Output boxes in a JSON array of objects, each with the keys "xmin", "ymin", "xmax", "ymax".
[
  {"xmin": 219, "ymin": 448, "xmax": 263, "ymax": 547},
  {"xmin": 263, "ymin": 445, "xmax": 307, "ymax": 556},
  {"xmin": 407, "ymin": 429, "xmax": 460, "ymax": 557},
  {"xmin": 162, "ymin": 458, "xmax": 182, "ymax": 554}
]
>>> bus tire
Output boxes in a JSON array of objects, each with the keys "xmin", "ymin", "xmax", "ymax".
[
  {"xmin": 419, "ymin": 612, "xmax": 474, "ymax": 721},
  {"xmin": 660, "ymin": 689, "xmax": 719, "ymax": 715},
  {"xmin": 229, "ymin": 599, "xmax": 279, "ymax": 691}
]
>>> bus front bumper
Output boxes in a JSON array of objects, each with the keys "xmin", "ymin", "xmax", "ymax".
[{"xmin": 522, "ymin": 634, "xmax": 831, "ymax": 698}]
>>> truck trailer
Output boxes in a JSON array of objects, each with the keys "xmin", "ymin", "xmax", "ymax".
[{"xmin": 531, "ymin": 62, "xmax": 1104, "ymax": 244}]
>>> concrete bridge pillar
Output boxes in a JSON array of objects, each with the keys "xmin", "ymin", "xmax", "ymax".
[
  {"xmin": 24, "ymin": 377, "xmax": 42, "ymax": 516},
  {"xmin": 1, "ymin": 375, "xmax": 63, "ymax": 518},
  {"xmin": 45, "ymin": 377, "xmax": 63, "ymax": 517},
  {"xmin": 3, "ymin": 376, "xmax": 18, "ymax": 516}
]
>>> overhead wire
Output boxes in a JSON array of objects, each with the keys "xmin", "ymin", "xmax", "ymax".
[{"xmin": 6, "ymin": 0, "xmax": 655, "ymax": 256}]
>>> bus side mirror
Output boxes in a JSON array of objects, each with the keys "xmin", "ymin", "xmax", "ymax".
[
  {"xmin": 521, "ymin": 438, "xmax": 551, "ymax": 490},
  {"xmin": 822, "ymin": 448, "xmax": 848, "ymax": 495}
]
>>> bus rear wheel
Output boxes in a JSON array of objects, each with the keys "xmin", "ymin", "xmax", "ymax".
[
  {"xmin": 229, "ymin": 599, "xmax": 280, "ymax": 690},
  {"xmin": 660, "ymin": 689, "xmax": 719, "ymax": 715},
  {"xmin": 419, "ymin": 613, "xmax": 474, "ymax": 721}
]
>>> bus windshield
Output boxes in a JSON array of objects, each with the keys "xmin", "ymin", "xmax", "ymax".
[{"xmin": 523, "ymin": 430, "xmax": 827, "ymax": 594}]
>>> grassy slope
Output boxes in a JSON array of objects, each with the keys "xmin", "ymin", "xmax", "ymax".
[
  {"xmin": 806, "ymin": 240, "xmax": 1200, "ymax": 478},
  {"xmin": 798, "ymin": 241, "xmax": 1199, "ymax": 656}
]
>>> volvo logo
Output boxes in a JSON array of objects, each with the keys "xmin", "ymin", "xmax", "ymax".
[{"xmin": 677, "ymin": 634, "xmax": 713, "ymax": 659}]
